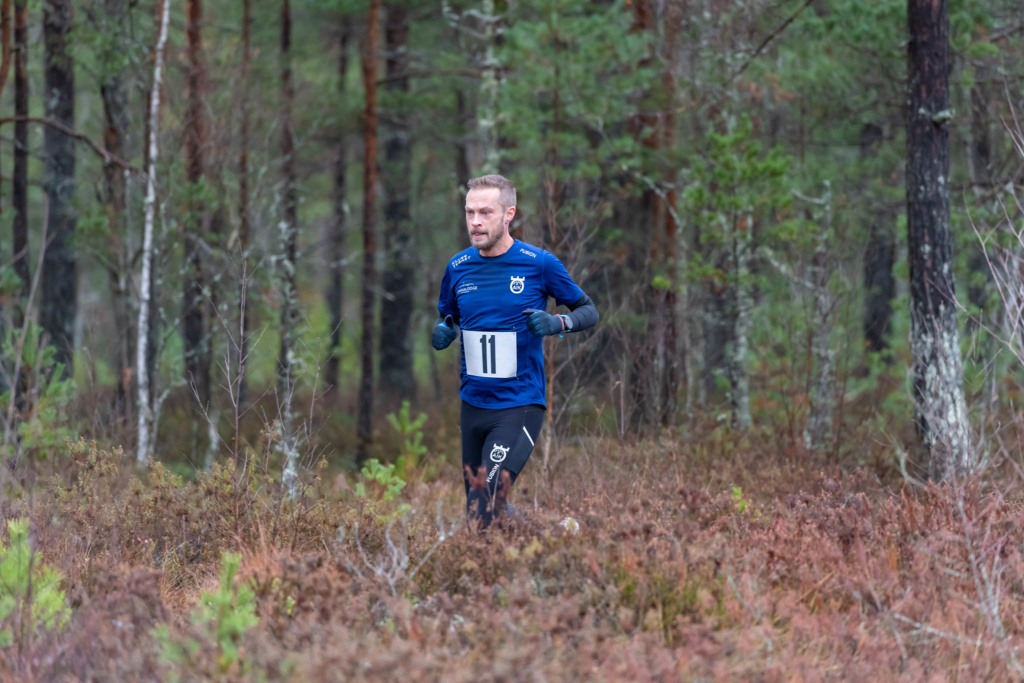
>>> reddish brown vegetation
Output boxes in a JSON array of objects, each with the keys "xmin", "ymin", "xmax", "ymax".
[{"xmin": 1, "ymin": 434, "xmax": 1023, "ymax": 681}]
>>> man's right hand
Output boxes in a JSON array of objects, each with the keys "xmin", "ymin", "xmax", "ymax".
[{"xmin": 432, "ymin": 316, "xmax": 457, "ymax": 350}]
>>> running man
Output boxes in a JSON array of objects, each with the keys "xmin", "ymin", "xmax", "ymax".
[{"xmin": 431, "ymin": 174, "xmax": 599, "ymax": 528}]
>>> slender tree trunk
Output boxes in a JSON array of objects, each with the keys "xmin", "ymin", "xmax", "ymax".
[
  {"xmin": 379, "ymin": 5, "xmax": 416, "ymax": 408},
  {"xmin": 183, "ymin": 0, "xmax": 209, "ymax": 408},
  {"xmin": 476, "ymin": 0, "xmax": 499, "ymax": 174},
  {"xmin": 11, "ymin": 0, "xmax": 27, "ymax": 320},
  {"xmin": 326, "ymin": 24, "xmax": 349, "ymax": 394},
  {"xmin": 803, "ymin": 184, "xmax": 834, "ymax": 451},
  {"xmin": 236, "ymin": 0, "xmax": 252, "ymax": 406},
  {"xmin": 137, "ymin": 0, "xmax": 169, "ymax": 465},
  {"xmin": 357, "ymin": 0, "xmax": 381, "ymax": 460},
  {"xmin": 41, "ymin": 0, "xmax": 76, "ymax": 376},
  {"xmin": 860, "ymin": 123, "xmax": 895, "ymax": 355},
  {"xmin": 728, "ymin": 215, "xmax": 752, "ymax": 430},
  {"xmin": 142, "ymin": 39, "xmax": 160, "ymax": 410},
  {"xmin": 906, "ymin": 0, "xmax": 970, "ymax": 476},
  {"xmin": 965, "ymin": 68, "xmax": 997, "ymax": 419},
  {"xmin": 701, "ymin": 258, "xmax": 733, "ymax": 406},
  {"xmin": 101, "ymin": 0, "xmax": 133, "ymax": 417},
  {"xmin": 660, "ymin": 26, "xmax": 679, "ymax": 427},
  {"xmin": 454, "ymin": 82, "xmax": 471, "ymax": 249},
  {"xmin": 965, "ymin": 73, "xmax": 992, "ymax": 334},
  {"xmin": 279, "ymin": 0, "xmax": 300, "ymax": 495}
]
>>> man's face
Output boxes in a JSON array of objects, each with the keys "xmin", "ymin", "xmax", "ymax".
[{"xmin": 465, "ymin": 188, "xmax": 514, "ymax": 252}]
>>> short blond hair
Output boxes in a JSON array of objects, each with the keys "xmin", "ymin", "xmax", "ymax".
[{"xmin": 467, "ymin": 174, "xmax": 517, "ymax": 210}]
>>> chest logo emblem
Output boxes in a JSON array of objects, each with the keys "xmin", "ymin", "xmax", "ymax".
[
  {"xmin": 510, "ymin": 276, "xmax": 525, "ymax": 294},
  {"xmin": 490, "ymin": 444, "xmax": 509, "ymax": 463}
]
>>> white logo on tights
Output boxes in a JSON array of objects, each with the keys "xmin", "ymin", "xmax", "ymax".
[{"xmin": 490, "ymin": 444, "xmax": 508, "ymax": 463}]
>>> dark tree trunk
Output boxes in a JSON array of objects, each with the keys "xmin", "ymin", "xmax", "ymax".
[
  {"xmin": 278, "ymin": 0, "xmax": 298, "ymax": 397},
  {"xmin": 379, "ymin": 4, "xmax": 416, "ymax": 408},
  {"xmin": 863, "ymin": 220, "xmax": 895, "ymax": 353},
  {"xmin": 966, "ymin": 74, "xmax": 992, "ymax": 333},
  {"xmin": 102, "ymin": 0, "xmax": 133, "ymax": 415},
  {"xmin": 326, "ymin": 24, "xmax": 349, "ymax": 394},
  {"xmin": 41, "ymin": 0, "xmax": 76, "ymax": 375},
  {"xmin": 183, "ymin": 0, "xmax": 209, "ymax": 407},
  {"xmin": 11, "ymin": 0, "xmax": 27, "ymax": 316},
  {"xmin": 701, "ymin": 264, "xmax": 733, "ymax": 405},
  {"xmin": 357, "ymin": 0, "xmax": 381, "ymax": 460},
  {"xmin": 659, "ymin": 32, "xmax": 679, "ymax": 427},
  {"xmin": 237, "ymin": 0, "xmax": 251, "ymax": 406},
  {"xmin": 860, "ymin": 123, "xmax": 895, "ymax": 354},
  {"xmin": 906, "ymin": 0, "xmax": 969, "ymax": 474}
]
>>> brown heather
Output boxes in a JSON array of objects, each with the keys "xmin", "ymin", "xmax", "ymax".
[{"xmin": 2, "ymin": 431, "xmax": 1024, "ymax": 681}]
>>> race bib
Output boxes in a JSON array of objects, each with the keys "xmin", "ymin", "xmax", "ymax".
[{"xmin": 463, "ymin": 330, "xmax": 517, "ymax": 378}]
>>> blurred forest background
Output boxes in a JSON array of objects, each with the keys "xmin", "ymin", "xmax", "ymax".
[{"xmin": 4, "ymin": 0, "xmax": 1022, "ymax": 476}]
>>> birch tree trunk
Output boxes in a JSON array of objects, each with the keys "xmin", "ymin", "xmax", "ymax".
[
  {"xmin": 137, "ymin": 0, "xmax": 170, "ymax": 465},
  {"xmin": 279, "ymin": 0, "xmax": 300, "ymax": 496},
  {"xmin": 728, "ymin": 214, "xmax": 752, "ymax": 431},
  {"xmin": 41, "ymin": 0, "xmax": 76, "ymax": 376},
  {"xmin": 325, "ymin": 25, "xmax": 349, "ymax": 394},
  {"xmin": 379, "ymin": 4, "xmax": 416, "ymax": 408},
  {"xmin": 357, "ymin": 0, "xmax": 381, "ymax": 461},
  {"xmin": 476, "ymin": 0, "xmax": 499, "ymax": 174},
  {"xmin": 906, "ymin": 0, "xmax": 970, "ymax": 476},
  {"xmin": 802, "ymin": 183, "xmax": 834, "ymax": 452}
]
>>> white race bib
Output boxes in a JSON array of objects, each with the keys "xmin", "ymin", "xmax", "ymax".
[{"xmin": 463, "ymin": 330, "xmax": 517, "ymax": 378}]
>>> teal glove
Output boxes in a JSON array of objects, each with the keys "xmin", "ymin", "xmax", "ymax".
[{"xmin": 432, "ymin": 315, "xmax": 457, "ymax": 350}]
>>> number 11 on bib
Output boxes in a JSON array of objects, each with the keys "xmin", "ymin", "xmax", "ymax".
[{"xmin": 463, "ymin": 330, "xmax": 517, "ymax": 378}]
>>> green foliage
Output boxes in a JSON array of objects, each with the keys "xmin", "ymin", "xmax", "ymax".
[
  {"xmin": 156, "ymin": 552, "xmax": 258, "ymax": 673},
  {"xmin": 0, "ymin": 323, "xmax": 77, "ymax": 459},
  {"xmin": 685, "ymin": 115, "xmax": 792, "ymax": 287},
  {"xmin": 0, "ymin": 518, "xmax": 70, "ymax": 647},
  {"xmin": 501, "ymin": 0, "xmax": 654, "ymax": 207},
  {"xmin": 650, "ymin": 275, "xmax": 672, "ymax": 291},
  {"xmin": 356, "ymin": 459, "xmax": 407, "ymax": 501},
  {"xmin": 731, "ymin": 486, "xmax": 749, "ymax": 514},
  {"xmin": 386, "ymin": 401, "xmax": 429, "ymax": 480}
]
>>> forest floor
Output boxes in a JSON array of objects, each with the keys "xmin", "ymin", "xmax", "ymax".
[{"xmin": 1, "ymin": 414, "xmax": 1023, "ymax": 682}]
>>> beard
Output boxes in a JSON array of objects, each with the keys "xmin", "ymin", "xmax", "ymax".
[{"xmin": 469, "ymin": 227, "xmax": 502, "ymax": 251}]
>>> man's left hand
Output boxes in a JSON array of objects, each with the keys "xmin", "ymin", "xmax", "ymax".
[{"xmin": 522, "ymin": 309, "xmax": 562, "ymax": 337}]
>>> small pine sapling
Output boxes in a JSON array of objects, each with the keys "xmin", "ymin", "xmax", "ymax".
[
  {"xmin": 0, "ymin": 518, "xmax": 70, "ymax": 646},
  {"xmin": 155, "ymin": 551, "xmax": 258, "ymax": 673},
  {"xmin": 386, "ymin": 400, "xmax": 429, "ymax": 480}
]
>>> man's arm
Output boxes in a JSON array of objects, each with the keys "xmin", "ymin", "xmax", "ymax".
[
  {"xmin": 433, "ymin": 266, "xmax": 460, "ymax": 350},
  {"xmin": 563, "ymin": 292, "xmax": 598, "ymax": 332},
  {"xmin": 523, "ymin": 291, "xmax": 599, "ymax": 337},
  {"xmin": 524, "ymin": 252, "xmax": 600, "ymax": 337}
]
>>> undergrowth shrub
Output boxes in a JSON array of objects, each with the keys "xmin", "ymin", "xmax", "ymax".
[
  {"xmin": 155, "ymin": 551, "xmax": 259, "ymax": 677},
  {"xmin": 6, "ymin": 430, "xmax": 1024, "ymax": 680},
  {"xmin": 0, "ymin": 518, "xmax": 70, "ymax": 647}
]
